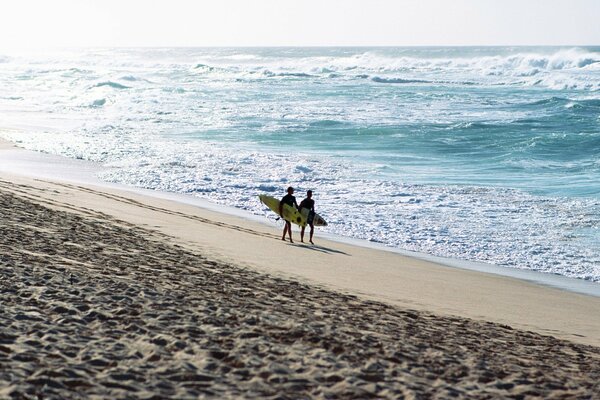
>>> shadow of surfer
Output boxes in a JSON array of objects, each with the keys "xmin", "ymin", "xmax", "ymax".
[
  {"xmin": 279, "ymin": 186, "xmax": 299, "ymax": 243},
  {"xmin": 288, "ymin": 242, "xmax": 349, "ymax": 256}
]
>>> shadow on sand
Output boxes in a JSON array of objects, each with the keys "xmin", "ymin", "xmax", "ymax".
[{"xmin": 286, "ymin": 242, "xmax": 349, "ymax": 256}]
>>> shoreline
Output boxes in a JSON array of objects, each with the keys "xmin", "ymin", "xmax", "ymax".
[
  {"xmin": 1, "ymin": 136, "xmax": 599, "ymax": 298},
  {"xmin": 1, "ymin": 137, "xmax": 600, "ymax": 347}
]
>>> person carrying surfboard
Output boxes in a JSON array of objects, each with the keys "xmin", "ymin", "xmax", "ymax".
[
  {"xmin": 279, "ymin": 186, "xmax": 299, "ymax": 243},
  {"xmin": 299, "ymin": 190, "xmax": 316, "ymax": 244}
]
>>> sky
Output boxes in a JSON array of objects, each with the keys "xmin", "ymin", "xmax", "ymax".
[{"xmin": 1, "ymin": 0, "xmax": 599, "ymax": 49}]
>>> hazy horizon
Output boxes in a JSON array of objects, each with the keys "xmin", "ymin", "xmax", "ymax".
[{"xmin": 1, "ymin": 0, "xmax": 599, "ymax": 50}]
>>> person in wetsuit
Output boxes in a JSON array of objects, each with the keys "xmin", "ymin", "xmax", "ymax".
[
  {"xmin": 279, "ymin": 186, "xmax": 299, "ymax": 243},
  {"xmin": 299, "ymin": 190, "xmax": 315, "ymax": 244}
]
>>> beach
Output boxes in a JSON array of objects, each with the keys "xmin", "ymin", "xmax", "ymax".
[{"xmin": 2, "ymin": 140, "xmax": 600, "ymax": 398}]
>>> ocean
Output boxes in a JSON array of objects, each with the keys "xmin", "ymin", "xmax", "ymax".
[{"xmin": 1, "ymin": 46, "xmax": 599, "ymax": 282}]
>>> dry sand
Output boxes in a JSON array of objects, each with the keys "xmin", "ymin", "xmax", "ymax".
[{"xmin": 1, "ymin": 147, "xmax": 600, "ymax": 398}]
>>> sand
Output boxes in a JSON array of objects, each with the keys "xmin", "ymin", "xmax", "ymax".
[{"xmin": 1, "ymin": 143, "xmax": 600, "ymax": 398}]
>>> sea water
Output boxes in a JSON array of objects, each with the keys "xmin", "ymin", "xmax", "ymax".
[{"xmin": 1, "ymin": 47, "xmax": 599, "ymax": 282}]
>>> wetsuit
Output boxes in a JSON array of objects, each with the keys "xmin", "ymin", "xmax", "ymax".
[
  {"xmin": 280, "ymin": 194, "xmax": 298, "ymax": 209},
  {"xmin": 299, "ymin": 198, "xmax": 315, "ymax": 225}
]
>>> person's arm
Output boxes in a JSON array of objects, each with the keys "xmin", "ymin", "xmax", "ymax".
[{"xmin": 279, "ymin": 199, "xmax": 284, "ymax": 217}]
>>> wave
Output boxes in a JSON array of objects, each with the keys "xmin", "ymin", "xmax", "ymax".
[
  {"xmin": 241, "ymin": 48, "xmax": 599, "ymax": 76},
  {"xmin": 59, "ymin": 67, "xmax": 91, "ymax": 75},
  {"xmin": 529, "ymin": 77, "xmax": 600, "ymax": 91},
  {"xmin": 261, "ymin": 70, "xmax": 313, "ymax": 78},
  {"xmin": 186, "ymin": 48, "xmax": 600, "ymax": 90},
  {"xmin": 93, "ymin": 81, "xmax": 130, "ymax": 90},
  {"xmin": 309, "ymin": 120, "xmax": 345, "ymax": 127},
  {"xmin": 565, "ymin": 99, "xmax": 600, "ymax": 111},
  {"xmin": 371, "ymin": 76, "xmax": 480, "ymax": 86},
  {"xmin": 371, "ymin": 77, "xmax": 429, "ymax": 84},
  {"xmin": 522, "ymin": 97, "xmax": 600, "ymax": 110},
  {"xmin": 525, "ymin": 97, "xmax": 571, "ymax": 107},
  {"xmin": 365, "ymin": 48, "xmax": 600, "ymax": 74},
  {"xmin": 277, "ymin": 72, "xmax": 313, "ymax": 78},
  {"xmin": 90, "ymin": 98, "xmax": 106, "ymax": 107},
  {"xmin": 194, "ymin": 63, "xmax": 216, "ymax": 72},
  {"xmin": 447, "ymin": 121, "xmax": 501, "ymax": 130}
]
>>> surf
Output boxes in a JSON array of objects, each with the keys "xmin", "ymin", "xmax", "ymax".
[{"xmin": 1, "ymin": 46, "xmax": 599, "ymax": 283}]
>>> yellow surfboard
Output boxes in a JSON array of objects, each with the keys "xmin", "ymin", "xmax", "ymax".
[{"xmin": 259, "ymin": 194, "xmax": 306, "ymax": 227}]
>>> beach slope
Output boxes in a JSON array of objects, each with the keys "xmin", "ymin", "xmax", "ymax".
[{"xmin": 1, "ymin": 168, "xmax": 600, "ymax": 397}]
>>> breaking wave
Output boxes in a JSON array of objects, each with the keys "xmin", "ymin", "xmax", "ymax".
[
  {"xmin": 371, "ymin": 77, "xmax": 430, "ymax": 84},
  {"xmin": 93, "ymin": 81, "xmax": 130, "ymax": 90},
  {"xmin": 184, "ymin": 47, "xmax": 600, "ymax": 90}
]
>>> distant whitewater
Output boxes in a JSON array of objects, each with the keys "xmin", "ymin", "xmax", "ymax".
[{"xmin": 1, "ymin": 47, "xmax": 599, "ymax": 281}]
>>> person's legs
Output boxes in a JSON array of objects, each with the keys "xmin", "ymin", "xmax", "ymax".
[
  {"xmin": 309, "ymin": 223, "xmax": 314, "ymax": 244},
  {"xmin": 281, "ymin": 221, "xmax": 288, "ymax": 241},
  {"xmin": 300, "ymin": 226, "xmax": 305, "ymax": 242},
  {"xmin": 287, "ymin": 222, "xmax": 293, "ymax": 243}
]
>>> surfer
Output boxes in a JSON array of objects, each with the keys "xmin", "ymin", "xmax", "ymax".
[
  {"xmin": 279, "ymin": 186, "xmax": 299, "ymax": 243},
  {"xmin": 299, "ymin": 190, "xmax": 315, "ymax": 244}
]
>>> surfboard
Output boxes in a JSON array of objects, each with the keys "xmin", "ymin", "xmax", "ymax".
[
  {"xmin": 300, "ymin": 207, "xmax": 328, "ymax": 227},
  {"xmin": 259, "ymin": 194, "xmax": 306, "ymax": 227}
]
